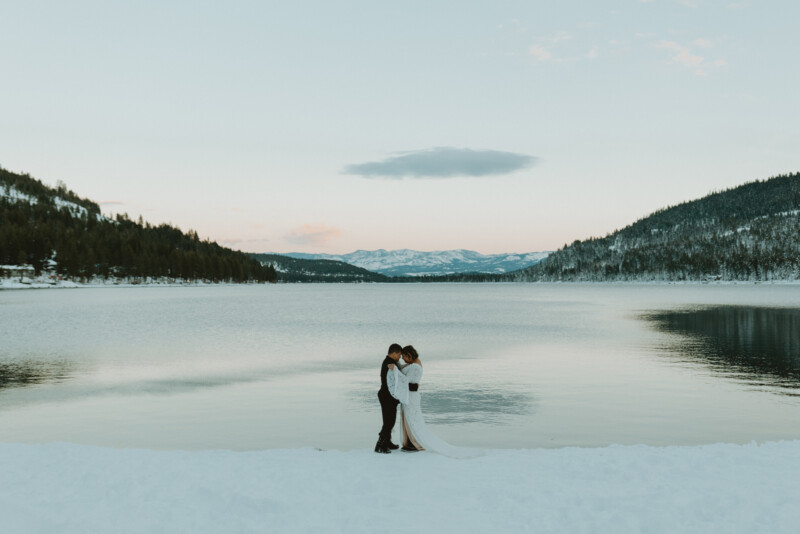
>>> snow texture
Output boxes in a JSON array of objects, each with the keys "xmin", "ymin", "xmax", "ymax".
[
  {"xmin": 0, "ymin": 276, "xmax": 236, "ymax": 290},
  {"xmin": 0, "ymin": 264, "xmax": 243, "ymax": 290},
  {"xmin": 1, "ymin": 441, "xmax": 798, "ymax": 533}
]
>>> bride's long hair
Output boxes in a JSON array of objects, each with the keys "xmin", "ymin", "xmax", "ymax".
[{"xmin": 401, "ymin": 345, "xmax": 419, "ymax": 362}]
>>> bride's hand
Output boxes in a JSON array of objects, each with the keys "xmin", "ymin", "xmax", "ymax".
[{"xmin": 388, "ymin": 363, "xmax": 395, "ymax": 370}]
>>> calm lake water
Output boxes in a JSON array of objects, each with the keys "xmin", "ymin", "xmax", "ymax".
[{"xmin": 1, "ymin": 284, "xmax": 799, "ymax": 450}]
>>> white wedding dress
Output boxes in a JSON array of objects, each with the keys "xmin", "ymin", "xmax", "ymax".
[{"xmin": 387, "ymin": 362, "xmax": 483, "ymax": 459}]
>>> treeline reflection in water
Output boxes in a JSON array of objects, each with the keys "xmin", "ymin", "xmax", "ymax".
[
  {"xmin": 644, "ymin": 306, "xmax": 800, "ymax": 395},
  {"xmin": 0, "ymin": 359, "xmax": 74, "ymax": 391}
]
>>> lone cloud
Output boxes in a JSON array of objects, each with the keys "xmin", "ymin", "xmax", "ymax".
[
  {"xmin": 286, "ymin": 223, "xmax": 342, "ymax": 246},
  {"xmin": 343, "ymin": 147, "xmax": 537, "ymax": 179}
]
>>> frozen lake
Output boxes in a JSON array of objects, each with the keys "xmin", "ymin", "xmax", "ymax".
[{"xmin": 1, "ymin": 283, "xmax": 799, "ymax": 450}]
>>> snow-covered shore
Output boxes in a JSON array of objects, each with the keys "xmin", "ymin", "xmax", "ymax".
[
  {"xmin": 1, "ymin": 264, "xmax": 263, "ymax": 290},
  {"xmin": 1, "ymin": 441, "xmax": 798, "ymax": 533},
  {"xmin": 0, "ymin": 276, "xmax": 244, "ymax": 290},
  {"xmin": 4, "ymin": 275, "xmax": 800, "ymax": 289}
]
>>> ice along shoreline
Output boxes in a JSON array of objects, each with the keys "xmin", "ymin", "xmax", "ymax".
[{"xmin": 0, "ymin": 275, "xmax": 264, "ymax": 290}]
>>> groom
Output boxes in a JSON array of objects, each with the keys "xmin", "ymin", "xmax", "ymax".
[{"xmin": 375, "ymin": 343, "xmax": 403, "ymax": 454}]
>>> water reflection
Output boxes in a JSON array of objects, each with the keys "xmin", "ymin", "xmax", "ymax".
[
  {"xmin": 349, "ymin": 385, "xmax": 535, "ymax": 425},
  {"xmin": 418, "ymin": 387, "xmax": 536, "ymax": 424},
  {"xmin": 0, "ymin": 359, "xmax": 75, "ymax": 390},
  {"xmin": 644, "ymin": 306, "xmax": 800, "ymax": 394}
]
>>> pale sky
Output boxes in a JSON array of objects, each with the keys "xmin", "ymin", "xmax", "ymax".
[{"xmin": 2, "ymin": 1, "xmax": 798, "ymax": 254}]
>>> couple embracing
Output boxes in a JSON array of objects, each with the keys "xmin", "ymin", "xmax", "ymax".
[{"xmin": 375, "ymin": 343, "xmax": 482, "ymax": 459}]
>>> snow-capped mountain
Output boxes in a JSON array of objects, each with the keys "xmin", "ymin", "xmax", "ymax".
[{"xmin": 280, "ymin": 249, "xmax": 550, "ymax": 277}]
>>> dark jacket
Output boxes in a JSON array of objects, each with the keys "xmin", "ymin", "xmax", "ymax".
[{"xmin": 379, "ymin": 356, "xmax": 395, "ymax": 396}]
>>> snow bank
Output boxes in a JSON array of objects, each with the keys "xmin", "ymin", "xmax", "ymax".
[
  {"xmin": 1, "ymin": 441, "xmax": 799, "ymax": 533},
  {"xmin": 0, "ymin": 276, "xmax": 239, "ymax": 290},
  {"xmin": 0, "ymin": 277, "xmax": 79, "ymax": 289}
]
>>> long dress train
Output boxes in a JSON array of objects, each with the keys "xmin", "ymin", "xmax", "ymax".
[{"xmin": 388, "ymin": 363, "xmax": 483, "ymax": 459}]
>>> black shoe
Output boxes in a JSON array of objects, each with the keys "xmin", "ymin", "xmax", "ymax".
[
  {"xmin": 374, "ymin": 440, "xmax": 391, "ymax": 454},
  {"xmin": 387, "ymin": 441, "xmax": 400, "ymax": 450},
  {"xmin": 401, "ymin": 444, "xmax": 419, "ymax": 452}
]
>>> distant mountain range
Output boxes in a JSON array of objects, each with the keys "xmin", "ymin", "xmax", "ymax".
[{"xmin": 278, "ymin": 249, "xmax": 550, "ymax": 277}]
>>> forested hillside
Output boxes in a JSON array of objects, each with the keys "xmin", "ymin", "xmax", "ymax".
[
  {"xmin": 5, "ymin": 165, "xmax": 798, "ymax": 286},
  {"xmin": 512, "ymin": 173, "xmax": 800, "ymax": 282},
  {"xmin": 251, "ymin": 254, "xmax": 390, "ymax": 282},
  {"xmin": 1, "ymin": 166, "xmax": 276, "ymax": 283}
]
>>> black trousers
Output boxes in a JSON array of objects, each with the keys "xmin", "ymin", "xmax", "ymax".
[{"xmin": 377, "ymin": 388, "xmax": 399, "ymax": 442}]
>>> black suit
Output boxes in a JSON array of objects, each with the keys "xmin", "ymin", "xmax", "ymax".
[{"xmin": 377, "ymin": 356, "xmax": 399, "ymax": 442}]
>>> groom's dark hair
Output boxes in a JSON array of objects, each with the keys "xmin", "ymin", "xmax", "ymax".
[{"xmin": 388, "ymin": 343, "xmax": 402, "ymax": 355}]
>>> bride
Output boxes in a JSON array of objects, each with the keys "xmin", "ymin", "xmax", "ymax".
[{"xmin": 387, "ymin": 345, "xmax": 482, "ymax": 459}]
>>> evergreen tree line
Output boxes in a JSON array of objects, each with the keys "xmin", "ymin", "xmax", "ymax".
[
  {"xmin": 395, "ymin": 272, "xmax": 506, "ymax": 283},
  {"xmin": 513, "ymin": 172, "xmax": 800, "ymax": 282},
  {"xmin": 618, "ymin": 173, "xmax": 800, "ymax": 243},
  {"xmin": 1, "ymin": 167, "xmax": 276, "ymax": 283},
  {"xmin": 251, "ymin": 254, "xmax": 390, "ymax": 282}
]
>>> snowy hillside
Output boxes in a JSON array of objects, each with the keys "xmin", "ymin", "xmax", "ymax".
[
  {"xmin": 2, "ymin": 167, "xmax": 276, "ymax": 283},
  {"xmin": 1, "ymin": 184, "xmax": 108, "ymax": 222},
  {"xmin": 281, "ymin": 249, "xmax": 550, "ymax": 277},
  {"xmin": 517, "ymin": 172, "xmax": 800, "ymax": 282}
]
